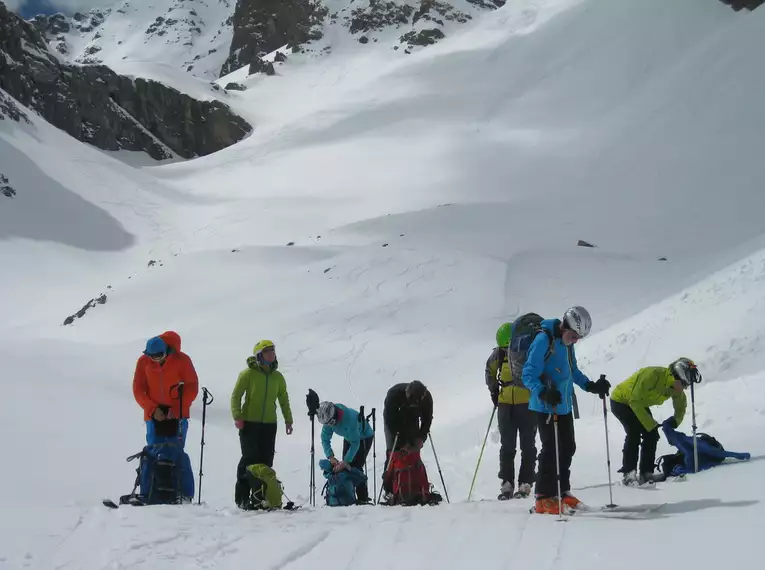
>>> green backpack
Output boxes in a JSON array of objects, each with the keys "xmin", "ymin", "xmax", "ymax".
[{"xmin": 245, "ymin": 464, "xmax": 283, "ymax": 509}]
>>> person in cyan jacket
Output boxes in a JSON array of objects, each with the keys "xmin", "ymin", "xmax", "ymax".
[
  {"xmin": 522, "ymin": 306, "xmax": 610, "ymax": 515},
  {"xmin": 230, "ymin": 340, "xmax": 294, "ymax": 508},
  {"xmin": 610, "ymin": 358, "xmax": 697, "ymax": 486},
  {"xmin": 317, "ymin": 401, "xmax": 374, "ymax": 504}
]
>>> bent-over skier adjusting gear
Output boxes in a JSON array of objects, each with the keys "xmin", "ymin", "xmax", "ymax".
[
  {"xmin": 522, "ymin": 306, "xmax": 608, "ymax": 514},
  {"xmin": 318, "ymin": 401, "xmax": 374, "ymax": 504},
  {"xmin": 610, "ymin": 359, "xmax": 692, "ymax": 486},
  {"xmin": 382, "ymin": 380, "xmax": 433, "ymax": 495},
  {"xmin": 230, "ymin": 340, "xmax": 294, "ymax": 509},
  {"xmin": 486, "ymin": 322, "xmax": 537, "ymax": 499}
]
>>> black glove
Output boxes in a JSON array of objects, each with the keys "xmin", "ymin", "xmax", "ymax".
[
  {"xmin": 540, "ymin": 387, "xmax": 562, "ymax": 406},
  {"xmin": 490, "ymin": 390, "xmax": 499, "ymax": 407},
  {"xmin": 586, "ymin": 377, "xmax": 611, "ymax": 398},
  {"xmin": 663, "ymin": 416, "xmax": 678, "ymax": 429}
]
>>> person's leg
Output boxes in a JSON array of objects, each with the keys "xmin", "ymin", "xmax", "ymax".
[
  {"xmin": 347, "ymin": 437, "xmax": 373, "ymax": 502},
  {"xmin": 261, "ymin": 422, "xmax": 278, "ymax": 467},
  {"xmin": 610, "ymin": 400, "xmax": 643, "ymax": 475},
  {"xmin": 497, "ymin": 404, "xmax": 517, "ymax": 488},
  {"xmin": 534, "ymin": 412, "xmax": 557, "ymax": 498},
  {"xmin": 556, "ymin": 413, "xmax": 576, "ymax": 494},
  {"xmin": 517, "ymin": 403, "xmax": 538, "ymax": 488},
  {"xmin": 235, "ymin": 422, "xmax": 259, "ymax": 506}
]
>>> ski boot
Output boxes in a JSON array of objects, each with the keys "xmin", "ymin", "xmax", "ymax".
[
  {"xmin": 513, "ymin": 483, "xmax": 532, "ymax": 499},
  {"xmin": 498, "ymin": 481, "xmax": 514, "ymax": 500},
  {"xmin": 533, "ymin": 496, "xmax": 568, "ymax": 515},
  {"xmin": 561, "ymin": 491, "xmax": 582, "ymax": 510}
]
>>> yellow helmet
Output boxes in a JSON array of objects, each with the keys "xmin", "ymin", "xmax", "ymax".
[{"xmin": 253, "ymin": 340, "xmax": 275, "ymax": 355}]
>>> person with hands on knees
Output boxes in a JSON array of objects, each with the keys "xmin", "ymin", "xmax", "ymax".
[
  {"xmin": 610, "ymin": 358, "xmax": 695, "ymax": 486},
  {"xmin": 317, "ymin": 401, "xmax": 375, "ymax": 504},
  {"xmin": 486, "ymin": 322, "xmax": 538, "ymax": 499},
  {"xmin": 230, "ymin": 340, "xmax": 294, "ymax": 508},
  {"xmin": 133, "ymin": 331, "xmax": 199, "ymax": 447},
  {"xmin": 522, "ymin": 306, "xmax": 610, "ymax": 514}
]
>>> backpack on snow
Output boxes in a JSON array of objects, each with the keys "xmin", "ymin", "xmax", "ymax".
[
  {"xmin": 243, "ymin": 464, "xmax": 284, "ymax": 510},
  {"xmin": 656, "ymin": 425, "xmax": 750, "ymax": 478},
  {"xmin": 119, "ymin": 441, "xmax": 195, "ymax": 506},
  {"xmin": 320, "ymin": 459, "xmax": 367, "ymax": 506},
  {"xmin": 506, "ymin": 312, "xmax": 555, "ymax": 388},
  {"xmin": 386, "ymin": 450, "xmax": 442, "ymax": 506}
]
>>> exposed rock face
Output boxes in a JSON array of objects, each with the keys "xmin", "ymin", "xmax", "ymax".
[
  {"xmin": 0, "ymin": 173, "xmax": 16, "ymax": 198},
  {"xmin": 718, "ymin": 0, "xmax": 764, "ymax": 10},
  {"xmin": 221, "ymin": 0, "xmax": 328, "ymax": 76},
  {"xmin": 1, "ymin": 3, "xmax": 250, "ymax": 160}
]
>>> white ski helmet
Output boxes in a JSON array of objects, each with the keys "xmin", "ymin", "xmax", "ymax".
[
  {"xmin": 670, "ymin": 357, "xmax": 701, "ymax": 387},
  {"xmin": 562, "ymin": 305, "xmax": 592, "ymax": 338},
  {"xmin": 317, "ymin": 401, "xmax": 337, "ymax": 425}
]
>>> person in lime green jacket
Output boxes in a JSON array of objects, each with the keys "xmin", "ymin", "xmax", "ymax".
[
  {"xmin": 485, "ymin": 322, "xmax": 537, "ymax": 499},
  {"xmin": 610, "ymin": 357, "xmax": 698, "ymax": 486},
  {"xmin": 231, "ymin": 340, "xmax": 294, "ymax": 508}
]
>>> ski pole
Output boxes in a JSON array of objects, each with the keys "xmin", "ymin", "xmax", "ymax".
[
  {"xmin": 429, "ymin": 436, "xmax": 450, "ymax": 503},
  {"xmin": 599, "ymin": 376, "xmax": 616, "ymax": 509},
  {"xmin": 468, "ymin": 406, "xmax": 496, "ymax": 501},
  {"xmin": 690, "ymin": 379, "xmax": 699, "ymax": 473},
  {"xmin": 371, "ymin": 408, "xmax": 377, "ymax": 504},
  {"xmin": 359, "ymin": 405, "xmax": 367, "ymax": 476},
  {"xmin": 198, "ymin": 387, "xmax": 214, "ymax": 505},
  {"xmin": 310, "ymin": 414, "xmax": 316, "ymax": 506},
  {"xmin": 377, "ymin": 433, "xmax": 398, "ymax": 504},
  {"xmin": 550, "ymin": 412, "xmax": 564, "ymax": 521}
]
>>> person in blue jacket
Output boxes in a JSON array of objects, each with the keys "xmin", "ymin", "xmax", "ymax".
[
  {"xmin": 317, "ymin": 401, "xmax": 375, "ymax": 504},
  {"xmin": 522, "ymin": 306, "xmax": 610, "ymax": 514}
]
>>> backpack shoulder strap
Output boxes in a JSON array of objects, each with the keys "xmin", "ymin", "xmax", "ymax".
[{"xmin": 539, "ymin": 328, "xmax": 555, "ymax": 362}]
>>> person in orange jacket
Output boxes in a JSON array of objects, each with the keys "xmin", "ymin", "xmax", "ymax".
[{"xmin": 133, "ymin": 331, "xmax": 199, "ymax": 447}]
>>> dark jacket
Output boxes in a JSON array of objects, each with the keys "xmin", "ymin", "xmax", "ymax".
[{"xmin": 383, "ymin": 383, "xmax": 433, "ymax": 445}]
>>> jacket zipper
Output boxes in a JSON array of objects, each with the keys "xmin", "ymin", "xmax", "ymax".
[{"xmin": 260, "ymin": 370, "xmax": 270, "ymax": 422}]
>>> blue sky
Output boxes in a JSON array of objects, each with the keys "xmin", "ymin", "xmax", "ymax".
[{"xmin": 7, "ymin": 1, "xmax": 108, "ymax": 18}]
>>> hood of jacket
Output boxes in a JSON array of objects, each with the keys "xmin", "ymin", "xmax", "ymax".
[{"xmin": 247, "ymin": 355, "xmax": 279, "ymax": 372}]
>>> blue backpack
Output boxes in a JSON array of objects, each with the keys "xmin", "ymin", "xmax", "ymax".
[
  {"xmin": 658, "ymin": 422, "xmax": 750, "ymax": 477},
  {"xmin": 320, "ymin": 459, "xmax": 367, "ymax": 507},
  {"xmin": 137, "ymin": 441, "xmax": 194, "ymax": 504}
]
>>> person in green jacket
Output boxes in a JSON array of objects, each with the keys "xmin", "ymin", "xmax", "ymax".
[
  {"xmin": 610, "ymin": 357, "xmax": 699, "ymax": 486},
  {"xmin": 231, "ymin": 339, "xmax": 294, "ymax": 508},
  {"xmin": 485, "ymin": 322, "xmax": 537, "ymax": 500}
]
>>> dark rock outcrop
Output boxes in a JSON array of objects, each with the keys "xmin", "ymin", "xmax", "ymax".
[
  {"xmin": 349, "ymin": 1, "xmax": 415, "ymax": 34},
  {"xmin": 221, "ymin": 0, "xmax": 328, "ymax": 77},
  {"xmin": 718, "ymin": 0, "xmax": 764, "ymax": 10},
  {"xmin": 0, "ymin": 89, "xmax": 31, "ymax": 124},
  {"xmin": 225, "ymin": 82, "xmax": 247, "ymax": 91},
  {"xmin": 63, "ymin": 293, "xmax": 108, "ymax": 326},
  {"xmin": 0, "ymin": 173, "xmax": 16, "ymax": 198},
  {"xmin": 400, "ymin": 28, "xmax": 445, "ymax": 48},
  {"xmin": 1, "ymin": 4, "xmax": 251, "ymax": 160}
]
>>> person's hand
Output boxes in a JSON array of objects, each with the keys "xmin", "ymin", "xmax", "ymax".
[
  {"xmin": 329, "ymin": 456, "xmax": 339, "ymax": 466},
  {"xmin": 153, "ymin": 407, "xmax": 167, "ymax": 421},
  {"xmin": 333, "ymin": 461, "xmax": 349, "ymax": 473},
  {"xmin": 490, "ymin": 391, "xmax": 499, "ymax": 407},
  {"xmin": 234, "ymin": 419, "xmax": 245, "ymax": 430},
  {"xmin": 540, "ymin": 387, "xmax": 562, "ymax": 406},
  {"xmin": 286, "ymin": 423, "xmax": 294, "ymax": 435}
]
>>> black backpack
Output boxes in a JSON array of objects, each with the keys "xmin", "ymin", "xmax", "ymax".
[{"xmin": 506, "ymin": 313, "xmax": 554, "ymax": 388}]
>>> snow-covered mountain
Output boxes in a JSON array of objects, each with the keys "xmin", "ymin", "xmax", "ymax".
[
  {"xmin": 3, "ymin": 0, "xmax": 765, "ymax": 568},
  {"xmin": 29, "ymin": 0, "xmax": 236, "ymax": 79}
]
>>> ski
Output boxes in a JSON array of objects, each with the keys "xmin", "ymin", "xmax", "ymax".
[
  {"xmin": 570, "ymin": 502, "xmax": 666, "ymax": 517},
  {"xmin": 102, "ymin": 499, "xmax": 119, "ymax": 509}
]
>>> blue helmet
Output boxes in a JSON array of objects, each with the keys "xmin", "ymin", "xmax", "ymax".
[{"xmin": 143, "ymin": 336, "xmax": 168, "ymax": 357}]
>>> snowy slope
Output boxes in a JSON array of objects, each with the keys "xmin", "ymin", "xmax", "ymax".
[
  {"xmin": 32, "ymin": 0, "xmax": 235, "ymax": 80},
  {"xmin": 2, "ymin": 0, "xmax": 765, "ymax": 568}
]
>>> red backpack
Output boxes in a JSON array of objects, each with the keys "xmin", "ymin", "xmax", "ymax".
[{"xmin": 388, "ymin": 450, "xmax": 442, "ymax": 506}]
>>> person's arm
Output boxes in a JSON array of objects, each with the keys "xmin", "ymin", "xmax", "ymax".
[
  {"xmin": 321, "ymin": 425, "xmax": 335, "ymax": 459},
  {"xmin": 230, "ymin": 371, "xmax": 247, "ymax": 420},
  {"xmin": 132, "ymin": 359, "xmax": 156, "ymax": 416},
  {"xmin": 277, "ymin": 375, "xmax": 293, "ymax": 424},
  {"xmin": 522, "ymin": 333, "xmax": 551, "ymax": 394}
]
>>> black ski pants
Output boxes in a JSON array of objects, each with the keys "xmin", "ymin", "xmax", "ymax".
[
  {"xmin": 235, "ymin": 421, "xmax": 277, "ymax": 505},
  {"xmin": 343, "ymin": 436, "xmax": 374, "ymax": 501},
  {"xmin": 610, "ymin": 400, "xmax": 659, "ymax": 475},
  {"xmin": 535, "ymin": 412, "xmax": 575, "ymax": 498},
  {"xmin": 497, "ymin": 403, "xmax": 537, "ymax": 486}
]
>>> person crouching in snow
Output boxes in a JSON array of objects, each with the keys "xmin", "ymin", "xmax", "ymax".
[
  {"xmin": 317, "ymin": 401, "xmax": 375, "ymax": 504},
  {"xmin": 609, "ymin": 358, "xmax": 696, "ymax": 486},
  {"xmin": 522, "ymin": 307, "xmax": 610, "ymax": 514},
  {"xmin": 230, "ymin": 340, "xmax": 294, "ymax": 509},
  {"xmin": 133, "ymin": 331, "xmax": 199, "ymax": 447}
]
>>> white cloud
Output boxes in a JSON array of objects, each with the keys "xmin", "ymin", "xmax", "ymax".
[{"xmin": 4, "ymin": 0, "xmax": 24, "ymax": 12}]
